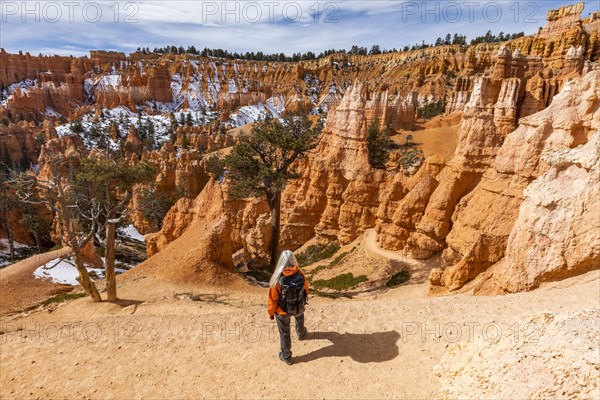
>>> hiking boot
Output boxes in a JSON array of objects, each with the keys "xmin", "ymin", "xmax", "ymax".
[
  {"xmin": 297, "ymin": 327, "xmax": 308, "ymax": 341},
  {"xmin": 279, "ymin": 352, "xmax": 293, "ymax": 365}
]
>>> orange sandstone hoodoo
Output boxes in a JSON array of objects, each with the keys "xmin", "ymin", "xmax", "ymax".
[{"xmin": 268, "ymin": 250, "xmax": 310, "ymax": 365}]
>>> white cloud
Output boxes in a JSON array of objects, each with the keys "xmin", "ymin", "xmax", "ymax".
[{"xmin": 0, "ymin": 1, "xmax": 594, "ymax": 56}]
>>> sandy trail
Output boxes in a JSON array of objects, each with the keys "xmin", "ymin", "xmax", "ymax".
[
  {"xmin": 0, "ymin": 259, "xmax": 598, "ymax": 399},
  {"xmin": 0, "ymin": 248, "xmax": 72, "ymax": 315},
  {"xmin": 363, "ymin": 229, "xmax": 441, "ymax": 285}
]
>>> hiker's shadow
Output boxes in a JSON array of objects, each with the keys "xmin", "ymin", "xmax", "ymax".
[{"xmin": 294, "ymin": 330, "xmax": 400, "ymax": 364}]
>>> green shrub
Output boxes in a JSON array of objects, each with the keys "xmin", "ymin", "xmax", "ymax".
[
  {"xmin": 397, "ymin": 146, "xmax": 425, "ymax": 171},
  {"xmin": 418, "ymin": 99, "xmax": 446, "ymax": 119},
  {"xmin": 116, "ymin": 262, "xmax": 132, "ymax": 271},
  {"xmin": 386, "ymin": 270, "xmax": 411, "ymax": 287},
  {"xmin": 297, "ymin": 242, "xmax": 340, "ymax": 266},
  {"xmin": 42, "ymin": 292, "xmax": 86, "ymax": 306},
  {"xmin": 306, "ymin": 251, "xmax": 350, "ymax": 281},
  {"xmin": 246, "ymin": 268, "xmax": 272, "ymax": 283},
  {"xmin": 71, "ymin": 120, "xmax": 84, "ymax": 133},
  {"xmin": 313, "ymin": 273, "xmax": 368, "ymax": 291},
  {"xmin": 329, "ymin": 251, "xmax": 349, "ymax": 267}
]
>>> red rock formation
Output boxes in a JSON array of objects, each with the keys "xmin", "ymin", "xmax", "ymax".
[
  {"xmin": 2, "ymin": 2, "xmax": 598, "ymax": 119},
  {"xmin": 539, "ymin": 2, "xmax": 585, "ymax": 38},
  {"xmin": 89, "ymin": 51, "xmax": 126, "ymax": 66},
  {"xmin": 471, "ymin": 71, "xmax": 600, "ymax": 294},
  {"xmin": 133, "ymin": 177, "xmax": 234, "ymax": 285},
  {"xmin": 0, "ymin": 50, "xmax": 74, "ymax": 86},
  {"xmin": 124, "ymin": 125, "xmax": 143, "ymax": 154},
  {"xmin": 0, "ymin": 122, "xmax": 41, "ymax": 168}
]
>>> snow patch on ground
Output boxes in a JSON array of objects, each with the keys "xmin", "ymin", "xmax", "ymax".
[
  {"xmin": 228, "ymin": 79, "xmax": 238, "ymax": 94},
  {"xmin": 0, "ymin": 238, "xmax": 29, "ymax": 254},
  {"xmin": 98, "ymin": 74, "xmax": 122, "ymax": 89},
  {"xmin": 33, "ymin": 257, "xmax": 129, "ymax": 285},
  {"xmin": 55, "ymin": 106, "xmax": 171, "ymax": 150},
  {"xmin": 118, "ymin": 224, "xmax": 145, "ymax": 242},
  {"xmin": 228, "ymin": 96, "xmax": 285, "ymax": 126},
  {"xmin": 0, "ymin": 239, "xmax": 40, "ymax": 268},
  {"xmin": 34, "ymin": 258, "xmax": 103, "ymax": 285},
  {"xmin": 0, "ymin": 79, "xmax": 38, "ymax": 106},
  {"xmin": 54, "ymin": 103, "xmax": 224, "ymax": 151},
  {"xmin": 45, "ymin": 107, "xmax": 61, "ymax": 118},
  {"xmin": 304, "ymin": 74, "xmax": 322, "ymax": 104}
]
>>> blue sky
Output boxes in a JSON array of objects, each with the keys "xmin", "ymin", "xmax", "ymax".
[{"xmin": 0, "ymin": 1, "xmax": 598, "ymax": 56}]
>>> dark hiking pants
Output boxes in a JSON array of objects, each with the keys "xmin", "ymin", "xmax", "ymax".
[{"xmin": 275, "ymin": 313, "xmax": 306, "ymax": 358}]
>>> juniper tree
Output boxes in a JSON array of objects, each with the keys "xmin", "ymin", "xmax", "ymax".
[
  {"xmin": 145, "ymin": 120, "xmax": 156, "ymax": 150},
  {"xmin": 19, "ymin": 196, "xmax": 51, "ymax": 254},
  {"xmin": 15, "ymin": 160, "xmax": 103, "ymax": 301},
  {"xmin": 73, "ymin": 156, "xmax": 155, "ymax": 301},
  {"xmin": 223, "ymin": 112, "xmax": 323, "ymax": 271},
  {"xmin": 367, "ymin": 118, "xmax": 395, "ymax": 169},
  {"xmin": 14, "ymin": 153, "xmax": 154, "ymax": 302},
  {"xmin": 138, "ymin": 184, "xmax": 186, "ymax": 230}
]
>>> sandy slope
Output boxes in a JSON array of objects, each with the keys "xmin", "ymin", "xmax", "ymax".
[
  {"xmin": 0, "ymin": 248, "xmax": 73, "ymax": 316},
  {"xmin": 0, "ymin": 247, "xmax": 598, "ymax": 399},
  {"xmin": 393, "ymin": 113, "xmax": 462, "ymax": 160}
]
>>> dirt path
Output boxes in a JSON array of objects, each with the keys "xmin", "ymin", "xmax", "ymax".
[
  {"xmin": 0, "ymin": 248, "xmax": 72, "ymax": 316},
  {"xmin": 363, "ymin": 229, "xmax": 440, "ymax": 284},
  {"xmin": 0, "ymin": 257, "xmax": 597, "ymax": 399}
]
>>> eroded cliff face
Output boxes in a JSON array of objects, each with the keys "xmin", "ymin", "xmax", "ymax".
[
  {"xmin": 146, "ymin": 81, "xmax": 416, "ymax": 263},
  {"xmin": 430, "ymin": 70, "xmax": 599, "ymax": 291},
  {"xmin": 144, "ymin": 3, "xmax": 599, "ymax": 291},
  {"xmin": 129, "ymin": 178, "xmax": 235, "ymax": 285},
  {"xmin": 0, "ymin": 121, "xmax": 41, "ymax": 168},
  {"xmin": 472, "ymin": 73, "xmax": 600, "ymax": 294}
]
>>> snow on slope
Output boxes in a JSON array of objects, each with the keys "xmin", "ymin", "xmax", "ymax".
[
  {"xmin": 0, "ymin": 239, "xmax": 32, "ymax": 268},
  {"xmin": 0, "ymin": 79, "xmax": 37, "ymax": 106},
  {"xmin": 34, "ymin": 257, "xmax": 130, "ymax": 285},
  {"xmin": 53, "ymin": 105, "xmax": 221, "ymax": 149},
  {"xmin": 54, "ymin": 107, "xmax": 176, "ymax": 150},
  {"xmin": 118, "ymin": 224, "xmax": 145, "ymax": 242},
  {"xmin": 228, "ymin": 95, "xmax": 285, "ymax": 126}
]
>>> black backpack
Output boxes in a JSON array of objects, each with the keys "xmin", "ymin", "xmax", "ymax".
[{"xmin": 278, "ymin": 273, "xmax": 307, "ymax": 316}]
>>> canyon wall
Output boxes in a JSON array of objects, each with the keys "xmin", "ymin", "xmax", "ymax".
[
  {"xmin": 2, "ymin": 2, "xmax": 598, "ymax": 292},
  {"xmin": 144, "ymin": 3, "xmax": 599, "ymax": 292}
]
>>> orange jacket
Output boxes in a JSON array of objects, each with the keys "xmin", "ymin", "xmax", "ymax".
[{"xmin": 268, "ymin": 266, "xmax": 309, "ymax": 317}]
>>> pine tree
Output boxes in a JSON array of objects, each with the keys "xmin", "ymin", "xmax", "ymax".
[
  {"xmin": 223, "ymin": 112, "xmax": 323, "ymax": 271},
  {"xmin": 143, "ymin": 120, "xmax": 155, "ymax": 151},
  {"xmin": 367, "ymin": 118, "xmax": 394, "ymax": 169},
  {"xmin": 169, "ymin": 112, "xmax": 178, "ymax": 129},
  {"xmin": 137, "ymin": 108, "xmax": 146, "ymax": 139},
  {"xmin": 181, "ymin": 132, "xmax": 189, "ymax": 149}
]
